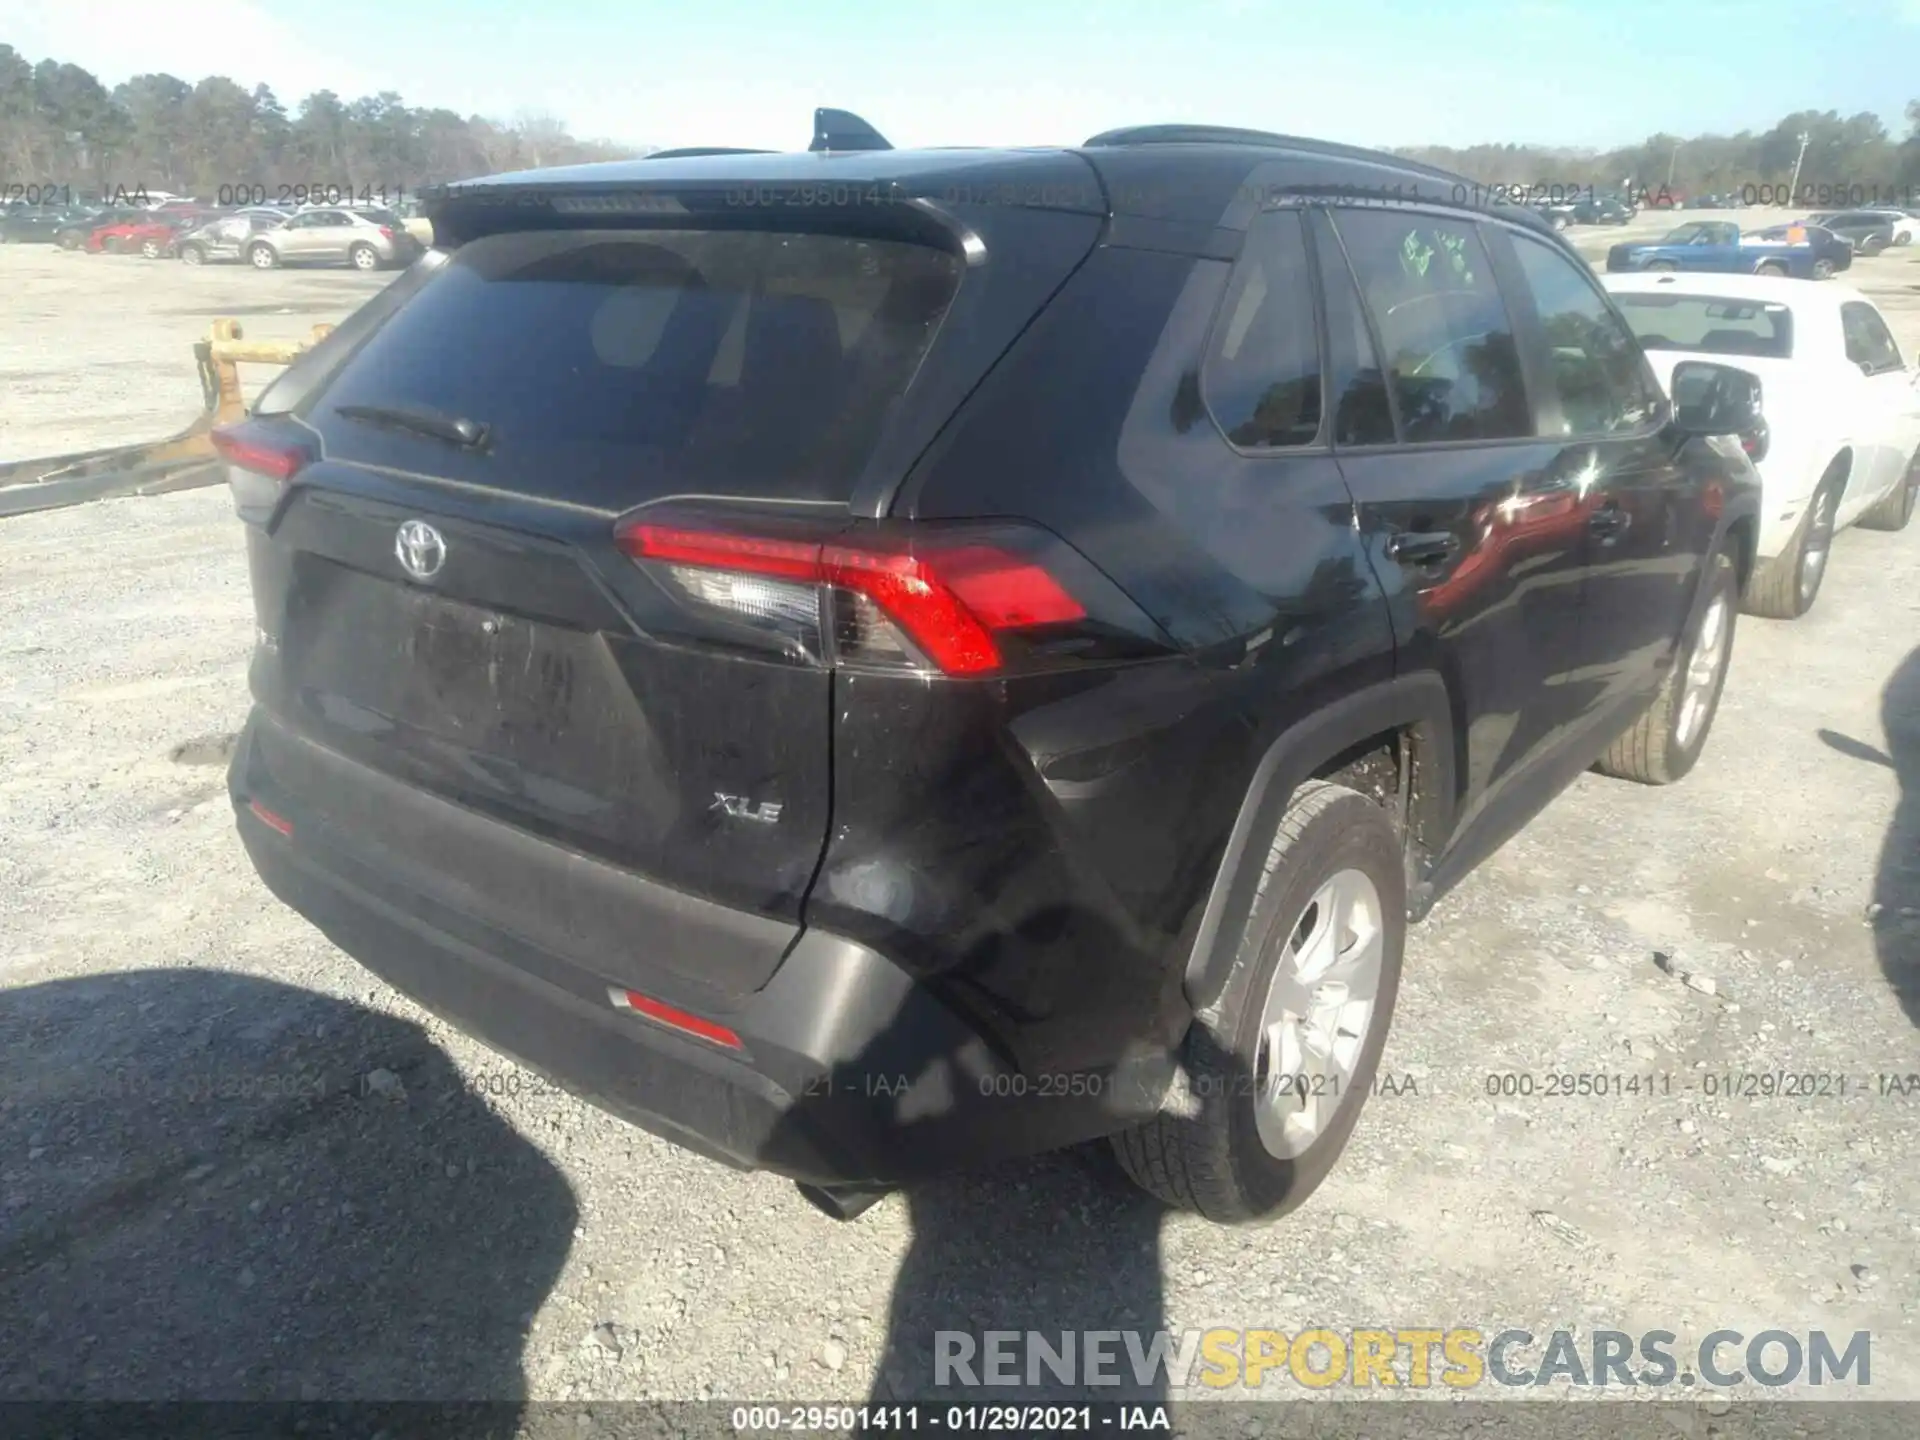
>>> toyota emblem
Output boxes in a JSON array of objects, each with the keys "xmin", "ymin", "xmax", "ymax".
[{"xmin": 395, "ymin": 519, "xmax": 447, "ymax": 581}]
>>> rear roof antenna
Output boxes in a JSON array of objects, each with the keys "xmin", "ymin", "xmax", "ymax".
[{"xmin": 811, "ymin": 108, "xmax": 893, "ymax": 153}]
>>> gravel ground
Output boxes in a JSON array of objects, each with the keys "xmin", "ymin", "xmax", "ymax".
[
  {"xmin": 1, "ymin": 220, "xmax": 1917, "ymax": 1419},
  {"xmin": 0, "ymin": 247, "xmax": 388, "ymax": 463}
]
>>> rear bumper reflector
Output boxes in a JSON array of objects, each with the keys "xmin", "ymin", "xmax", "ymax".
[
  {"xmin": 248, "ymin": 798, "xmax": 295, "ymax": 836},
  {"xmin": 607, "ymin": 987, "xmax": 743, "ymax": 1050}
]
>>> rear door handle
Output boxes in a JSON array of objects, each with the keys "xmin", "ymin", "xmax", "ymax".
[{"xmin": 1385, "ymin": 531, "xmax": 1459, "ymax": 566}]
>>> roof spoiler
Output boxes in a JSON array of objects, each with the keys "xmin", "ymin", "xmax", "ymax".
[
  {"xmin": 811, "ymin": 108, "xmax": 892, "ymax": 153},
  {"xmin": 645, "ymin": 147, "xmax": 776, "ymax": 160}
]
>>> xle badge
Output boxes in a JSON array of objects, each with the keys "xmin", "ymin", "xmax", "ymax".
[{"xmin": 712, "ymin": 792, "xmax": 783, "ymax": 825}]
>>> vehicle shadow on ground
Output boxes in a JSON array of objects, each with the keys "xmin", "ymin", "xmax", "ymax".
[
  {"xmin": 0, "ymin": 968, "xmax": 574, "ymax": 1419},
  {"xmin": 768, "ymin": 990, "xmax": 1249, "ymax": 1405},
  {"xmin": 1872, "ymin": 644, "xmax": 1920, "ymax": 1027},
  {"xmin": 870, "ymin": 1145, "xmax": 1171, "ymax": 1404}
]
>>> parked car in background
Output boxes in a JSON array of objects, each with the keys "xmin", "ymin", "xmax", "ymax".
[
  {"xmin": 1608, "ymin": 220, "xmax": 1845, "ymax": 279},
  {"xmin": 394, "ymin": 197, "xmax": 434, "ymax": 245},
  {"xmin": 1572, "ymin": 194, "xmax": 1636, "ymax": 224},
  {"xmin": 1743, "ymin": 222, "xmax": 1854, "ymax": 275},
  {"xmin": 1858, "ymin": 209, "xmax": 1920, "ymax": 245},
  {"xmin": 1, "ymin": 204, "xmax": 92, "ymax": 244},
  {"xmin": 243, "ymin": 206, "xmax": 421, "ymax": 270},
  {"xmin": 53, "ymin": 207, "xmax": 144, "ymax": 249},
  {"xmin": 1805, "ymin": 211, "xmax": 1899, "ymax": 255},
  {"xmin": 1606, "ymin": 272, "xmax": 1920, "ymax": 618},
  {"xmin": 86, "ymin": 212, "xmax": 209, "ymax": 257},
  {"xmin": 217, "ymin": 115, "xmax": 1763, "ymax": 1225},
  {"xmin": 175, "ymin": 208, "xmax": 293, "ymax": 266},
  {"xmin": 1532, "ymin": 197, "xmax": 1576, "ymax": 230},
  {"xmin": 85, "ymin": 215, "xmax": 167, "ymax": 254}
]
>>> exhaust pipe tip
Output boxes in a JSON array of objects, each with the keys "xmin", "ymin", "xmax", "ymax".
[{"xmin": 796, "ymin": 1181, "xmax": 892, "ymax": 1222}]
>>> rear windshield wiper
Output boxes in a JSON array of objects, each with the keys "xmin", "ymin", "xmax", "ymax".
[{"xmin": 334, "ymin": 402, "xmax": 490, "ymax": 451}]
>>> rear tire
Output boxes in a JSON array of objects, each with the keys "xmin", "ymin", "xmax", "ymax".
[
  {"xmin": 248, "ymin": 242, "xmax": 277, "ymax": 270},
  {"xmin": 1744, "ymin": 479, "xmax": 1839, "ymax": 619},
  {"xmin": 1111, "ymin": 781, "xmax": 1405, "ymax": 1224},
  {"xmin": 1596, "ymin": 548, "xmax": 1737, "ymax": 785},
  {"xmin": 348, "ymin": 242, "xmax": 379, "ymax": 271},
  {"xmin": 1647, "ymin": 260, "xmax": 1678, "ymax": 272},
  {"xmin": 1755, "ymin": 260, "xmax": 1788, "ymax": 277},
  {"xmin": 140, "ymin": 239, "xmax": 163, "ymax": 259},
  {"xmin": 1858, "ymin": 452, "xmax": 1919, "ymax": 532},
  {"xmin": 1813, "ymin": 258, "xmax": 1835, "ymax": 279},
  {"xmin": 179, "ymin": 244, "xmax": 205, "ymax": 266}
]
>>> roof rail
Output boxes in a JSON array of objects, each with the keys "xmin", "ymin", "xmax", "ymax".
[
  {"xmin": 645, "ymin": 147, "xmax": 776, "ymax": 160},
  {"xmin": 811, "ymin": 108, "xmax": 893, "ymax": 153},
  {"xmin": 1080, "ymin": 125, "xmax": 1468, "ymax": 186}
]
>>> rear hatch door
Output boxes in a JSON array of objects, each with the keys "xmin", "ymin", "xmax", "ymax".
[{"xmin": 247, "ymin": 168, "xmax": 1104, "ymax": 990}]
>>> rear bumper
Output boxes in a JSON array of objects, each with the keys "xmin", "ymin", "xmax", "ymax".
[{"xmin": 229, "ymin": 712, "xmax": 1168, "ymax": 1186}]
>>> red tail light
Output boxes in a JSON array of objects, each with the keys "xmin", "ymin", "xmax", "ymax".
[
  {"xmin": 616, "ymin": 521, "xmax": 1086, "ymax": 676},
  {"xmin": 213, "ymin": 421, "xmax": 313, "ymax": 524},
  {"xmin": 378, "ymin": 226, "xmax": 394, "ymax": 240},
  {"xmin": 212, "ymin": 424, "xmax": 306, "ymax": 480}
]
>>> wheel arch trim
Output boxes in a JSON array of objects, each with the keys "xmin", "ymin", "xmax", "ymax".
[{"xmin": 1180, "ymin": 672, "xmax": 1455, "ymax": 1013}]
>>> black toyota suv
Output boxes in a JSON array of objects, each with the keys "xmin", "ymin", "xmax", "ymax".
[{"xmin": 220, "ymin": 110, "xmax": 1762, "ymax": 1225}]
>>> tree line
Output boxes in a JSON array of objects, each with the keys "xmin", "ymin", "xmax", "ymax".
[
  {"xmin": 0, "ymin": 45, "xmax": 634, "ymax": 201},
  {"xmin": 1400, "ymin": 105, "xmax": 1920, "ymax": 203},
  {"xmin": 5, "ymin": 44, "xmax": 1919, "ymax": 204}
]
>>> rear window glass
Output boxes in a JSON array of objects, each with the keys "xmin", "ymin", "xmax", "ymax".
[
  {"xmin": 1613, "ymin": 294, "xmax": 1794, "ymax": 360},
  {"xmin": 313, "ymin": 228, "xmax": 962, "ymax": 505}
]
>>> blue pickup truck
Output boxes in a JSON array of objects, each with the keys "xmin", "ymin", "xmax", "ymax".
[{"xmin": 1606, "ymin": 220, "xmax": 1851, "ymax": 279}]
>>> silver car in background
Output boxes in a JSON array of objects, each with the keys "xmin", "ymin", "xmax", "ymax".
[
  {"xmin": 244, "ymin": 207, "xmax": 422, "ymax": 271},
  {"xmin": 174, "ymin": 208, "xmax": 292, "ymax": 266}
]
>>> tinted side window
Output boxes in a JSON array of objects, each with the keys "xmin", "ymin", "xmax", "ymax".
[
  {"xmin": 1308, "ymin": 209, "xmax": 1395, "ymax": 445},
  {"xmin": 1509, "ymin": 234, "xmax": 1661, "ymax": 436},
  {"xmin": 1202, "ymin": 209, "xmax": 1322, "ymax": 449},
  {"xmin": 1841, "ymin": 302, "xmax": 1904, "ymax": 373},
  {"xmin": 1331, "ymin": 209, "xmax": 1531, "ymax": 443}
]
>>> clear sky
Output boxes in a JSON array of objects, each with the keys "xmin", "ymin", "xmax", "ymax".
[{"xmin": 3, "ymin": 0, "xmax": 1917, "ymax": 153}]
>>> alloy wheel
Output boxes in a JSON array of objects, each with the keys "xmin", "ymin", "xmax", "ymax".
[
  {"xmin": 1252, "ymin": 868, "xmax": 1385, "ymax": 1160},
  {"xmin": 1799, "ymin": 490, "xmax": 1836, "ymax": 609},
  {"xmin": 1675, "ymin": 589, "xmax": 1730, "ymax": 750}
]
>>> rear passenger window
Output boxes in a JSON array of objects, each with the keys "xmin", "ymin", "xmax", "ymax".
[
  {"xmin": 1202, "ymin": 210, "xmax": 1323, "ymax": 449},
  {"xmin": 1330, "ymin": 209, "xmax": 1531, "ymax": 443},
  {"xmin": 1309, "ymin": 211, "xmax": 1396, "ymax": 446},
  {"xmin": 1509, "ymin": 234, "xmax": 1661, "ymax": 436},
  {"xmin": 1842, "ymin": 302, "xmax": 1904, "ymax": 374}
]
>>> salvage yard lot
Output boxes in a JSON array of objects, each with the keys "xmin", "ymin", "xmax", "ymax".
[
  {"xmin": 0, "ymin": 248, "xmax": 389, "ymax": 464},
  {"xmin": 1, "ymin": 219, "xmax": 1918, "ymax": 1404}
]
